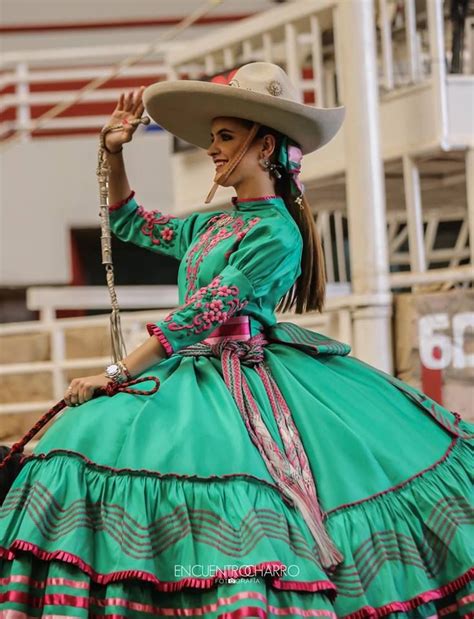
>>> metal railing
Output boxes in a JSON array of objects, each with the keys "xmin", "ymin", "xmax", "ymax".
[
  {"xmin": 0, "ymin": 283, "xmax": 357, "ymax": 417},
  {"xmin": 1, "ymin": 0, "xmax": 473, "ymax": 398},
  {"xmin": 316, "ymin": 204, "xmax": 473, "ymax": 285},
  {"xmin": 164, "ymin": 0, "xmax": 473, "ymax": 291},
  {"xmin": 2, "ymin": 1, "xmax": 472, "ymax": 138}
]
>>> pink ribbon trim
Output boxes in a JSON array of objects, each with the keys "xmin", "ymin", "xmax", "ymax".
[
  {"xmin": 341, "ymin": 566, "xmax": 474, "ymax": 619},
  {"xmin": 0, "ymin": 541, "xmax": 335, "ymax": 594},
  {"xmin": 0, "ymin": 590, "xmax": 337, "ymax": 618},
  {"xmin": 203, "ymin": 316, "xmax": 252, "ymax": 344},
  {"xmin": 146, "ymin": 323, "xmax": 174, "ymax": 356}
]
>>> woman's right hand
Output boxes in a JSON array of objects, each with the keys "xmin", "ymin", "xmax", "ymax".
[{"xmin": 103, "ymin": 86, "xmax": 146, "ymax": 154}]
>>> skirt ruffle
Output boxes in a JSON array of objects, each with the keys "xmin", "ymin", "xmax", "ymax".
[{"xmin": 1, "ymin": 435, "xmax": 473, "ymax": 617}]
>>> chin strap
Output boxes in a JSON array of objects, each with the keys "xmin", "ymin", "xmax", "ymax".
[{"xmin": 205, "ymin": 122, "xmax": 261, "ymax": 204}]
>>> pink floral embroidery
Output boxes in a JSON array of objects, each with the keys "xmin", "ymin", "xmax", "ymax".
[
  {"xmin": 136, "ymin": 206, "xmax": 179, "ymax": 248},
  {"xmin": 164, "ymin": 275, "xmax": 247, "ymax": 336},
  {"xmin": 184, "ymin": 214, "xmax": 260, "ymax": 300},
  {"xmin": 160, "ymin": 227, "xmax": 174, "ymax": 241}
]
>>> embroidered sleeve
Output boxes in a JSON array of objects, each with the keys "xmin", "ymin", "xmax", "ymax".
[
  {"xmin": 147, "ymin": 217, "xmax": 303, "ymax": 356},
  {"xmin": 146, "ymin": 265, "xmax": 254, "ymax": 355},
  {"xmin": 108, "ymin": 191, "xmax": 219, "ymax": 261}
]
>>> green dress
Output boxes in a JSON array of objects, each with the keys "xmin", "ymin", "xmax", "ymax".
[{"xmin": 0, "ymin": 194, "xmax": 473, "ymax": 618}]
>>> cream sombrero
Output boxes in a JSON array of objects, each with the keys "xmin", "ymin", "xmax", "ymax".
[{"xmin": 143, "ymin": 62, "xmax": 345, "ymax": 155}]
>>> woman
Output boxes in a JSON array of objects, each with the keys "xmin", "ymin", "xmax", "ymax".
[{"xmin": 0, "ymin": 62, "xmax": 472, "ymax": 618}]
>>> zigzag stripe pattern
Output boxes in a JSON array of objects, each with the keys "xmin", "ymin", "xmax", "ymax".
[
  {"xmin": 0, "ymin": 482, "xmax": 318, "ymax": 564},
  {"xmin": 2, "ymin": 480, "xmax": 472, "ymax": 600},
  {"xmin": 332, "ymin": 496, "xmax": 473, "ymax": 597}
]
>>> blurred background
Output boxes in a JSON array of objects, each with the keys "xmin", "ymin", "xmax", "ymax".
[{"xmin": 1, "ymin": 0, "xmax": 473, "ymax": 442}]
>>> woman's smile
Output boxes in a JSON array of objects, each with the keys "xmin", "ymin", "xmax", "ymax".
[{"xmin": 214, "ymin": 159, "xmax": 228, "ymax": 169}]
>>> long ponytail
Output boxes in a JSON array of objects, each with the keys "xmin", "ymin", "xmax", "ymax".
[{"xmin": 256, "ymin": 125, "xmax": 326, "ymax": 313}]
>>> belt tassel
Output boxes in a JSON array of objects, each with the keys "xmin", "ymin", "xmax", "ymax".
[{"xmin": 180, "ymin": 334, "xmax": 343, "ymax": 569}]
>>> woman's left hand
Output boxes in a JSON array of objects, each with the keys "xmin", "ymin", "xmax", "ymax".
[{"xmin": 64, "ymin": 374, "xmax": 112, "ymax": 407}]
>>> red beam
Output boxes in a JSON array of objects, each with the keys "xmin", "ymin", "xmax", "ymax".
[
  {"xmin": 421, "ymin": 345, "xmax": 444, "ymax": 406},
  {"xmin": 0, "ymin": 101, "xmax": 117, "ymax": 122},
  {"xmin": 0, "ymin": 75, "xmax": 165, "ymax": 96},
  {"xmin": 0, "ymin": 15, "xmax": 254, "ymax": 35}
]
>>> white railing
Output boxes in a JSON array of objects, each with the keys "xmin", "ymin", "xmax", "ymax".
[
  {"xmin": 1, "ymin": 0, "xmax": 473, "ymax": 392},
  {"xmin": 316, "ymin": 204, "xmax": 473, "ymax": 285},
  {"xmin": 1, "ymin": 283, "xmax": 360, "ymax": 417},
  {"xmin": 0, "ymin": 44, "xmax": 180, "ymax": 138},
  {"xmin": 0, "ymin": 309, "xmax": 167, "ymax": 416},
  {"xmin": 2, "ymin": 0, "xmax": 472, "ymax": 138},
  {"xmin": 164, "ymin": 0, "xmax": 473, "ymax": 291}
]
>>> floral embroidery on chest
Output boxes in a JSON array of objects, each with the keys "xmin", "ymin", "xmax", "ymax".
[
  {"xmin": 164, "ymin": 275, "xmax": 247, "ymax": 336},
  {"xmin": 136, "ymin": 206, "xmax": 178, "ymax": 247},
  {"xmin": 184, "ymin": 213, "xmax": 260, "ymax": 301}
]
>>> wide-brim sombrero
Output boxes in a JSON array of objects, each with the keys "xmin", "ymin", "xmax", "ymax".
[{"xmin": 143, "ymin": 62, "xmax": 345, "ymax": 155}]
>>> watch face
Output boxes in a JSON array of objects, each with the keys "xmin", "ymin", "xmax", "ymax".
[{"xmin": 106, "ymin": 364, "xmax": 120, "ymax": 376}]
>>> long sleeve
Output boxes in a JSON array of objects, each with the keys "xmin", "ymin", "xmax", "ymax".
[
  {"xmin": 108, "ymin": 191, "xmax": 218, "ymax": 261},
  {"xmin": 147, "ymin": 216, "xmax": 302, "ymax": 355}
]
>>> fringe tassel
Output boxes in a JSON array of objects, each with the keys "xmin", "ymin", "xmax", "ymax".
[{"xmin": 291, "ymin": 492, "xmax": 344, "ymax": 569}]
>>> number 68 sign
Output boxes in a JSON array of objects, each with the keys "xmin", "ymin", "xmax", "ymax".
[{"xmin": 418, "ymin": 312, "xmax": 474, "ymax": 370}]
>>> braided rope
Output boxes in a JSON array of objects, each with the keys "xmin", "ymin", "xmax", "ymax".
[
  {"xmin": 97, "ymin": 118, "xmax": 151, "ymax": 361},
  {"xmin": 0, "ymin": 377, "xmax": 160, "ymax": 474},
  {"xmin": 178, "ymin": 336, "xmax": 343, "ymax": 568}
]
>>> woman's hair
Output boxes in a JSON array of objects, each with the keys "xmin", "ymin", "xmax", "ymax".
[{"xmin": 240, "ymin": 120, "xmax": 326, "ymax": 313}]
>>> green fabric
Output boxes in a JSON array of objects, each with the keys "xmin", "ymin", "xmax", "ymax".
[
  {"xmin": 1, "ymin": 194, "xmax": 473, "ymax": 617},
  {"xmin": 109, "ymin": 195, "xmax": 302, "ymax": 352}
]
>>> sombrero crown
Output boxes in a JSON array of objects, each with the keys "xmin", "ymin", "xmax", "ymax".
[{"xmin": 143, "ymin": 62, "xmax": 345, "ymax": 155}]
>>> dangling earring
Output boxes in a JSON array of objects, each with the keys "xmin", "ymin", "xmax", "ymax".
[
  {"xmin": 295, "ymin": 194, "xmax": 304, "ymax": 210},
  {"xmin": 259, "ymin": 157, "xmax": 282, "ymax": 180}
]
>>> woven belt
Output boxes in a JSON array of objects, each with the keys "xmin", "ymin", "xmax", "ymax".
[
  {"xmin": 178, "ymin": 327, "xmax": 343, "ymax": 569},
  {"xmin": 203, "ymin": 315, "xmax": 253, "ymax": 344}
]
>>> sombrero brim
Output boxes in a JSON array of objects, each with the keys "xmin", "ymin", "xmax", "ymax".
[{"xmin": 143, "ymin": 80, "xmax": 345, "ymax": 155}]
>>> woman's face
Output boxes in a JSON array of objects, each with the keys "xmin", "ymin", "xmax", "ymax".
[{"xmin": 207, "ymin": 117, "xmax": 275, "ymax": 188}]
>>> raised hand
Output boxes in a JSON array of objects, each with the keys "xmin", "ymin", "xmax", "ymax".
[{"xmin": 103, "ymin": 86, "xmax": 146, "ymax": 154}]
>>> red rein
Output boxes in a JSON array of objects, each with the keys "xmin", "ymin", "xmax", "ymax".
[{"xmin": 0, "ymin": 376, "xmax": 160, "ymax": 472}]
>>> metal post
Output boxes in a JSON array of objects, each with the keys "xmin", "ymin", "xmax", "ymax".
[
  {"xmin": 285, "ymin": 23, "xmax": 300, "ymax": 92},
  {"xmin": 379, "ymin": 0, "xmax": 394, "ymax": 90},
  {"xmin": 223, "ymin": 47, "xmax": 235, "ymax": 67},
  {"xmin": 16, "ymin": 62, "xmax": 31, "ymax": 142},
  {"xmin": 467, "ymin": 149, "xmax": 474, "ymax": 266},
  {"xmin": 205, "ymin": 54, "xmax": 216, "ymax": 75},
  {"xmin": 402, "ymin": 154, "xmax": 427, "ymax": 273},
  {"xmin": 310, "ymin": 15, "xmax": 324, "ymax": 105},
  {"xmin": 338, "ymin": 0, "xmax": 392, "ymax": 372},
  {"xmin": 427, "ymin": 0, "xmax": 449, "ymax": 149},
  {"xmin": 333, "ymin": 5, "xmax": 345, "ymax": 104},
  {"xmin": 262, "ymin": 33, "xmax": 273, "ymax": 63},
  {"xmin": 404, "ymin": 0, "xmax": 419, "ymax": 82},
  {"xmin": 242, "ymin": 40, "xmax": 253, "ymax": 62}
]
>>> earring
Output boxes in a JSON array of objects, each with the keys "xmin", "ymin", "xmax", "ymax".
[
  {"xmin": 295, "ymin": 194, "xmax": 304, "ymax": 210},
  {"xmin": 259, "ymin": 158, "xmax": 282, "ymax": 179}
]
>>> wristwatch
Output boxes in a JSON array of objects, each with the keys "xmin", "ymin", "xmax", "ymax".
[{"xmin": 104, "ymin": 363, "xmax": 125, "ymax": 384}]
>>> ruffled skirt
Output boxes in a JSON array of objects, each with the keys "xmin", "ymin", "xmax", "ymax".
[{"xmin": 1, "ymin": 343, "xmax": 473, "ymax": 617}]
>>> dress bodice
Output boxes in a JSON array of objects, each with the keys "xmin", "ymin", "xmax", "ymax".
[{"xmin": 109, "ymin": 192, "xmax": 302, "ymax": 355}]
